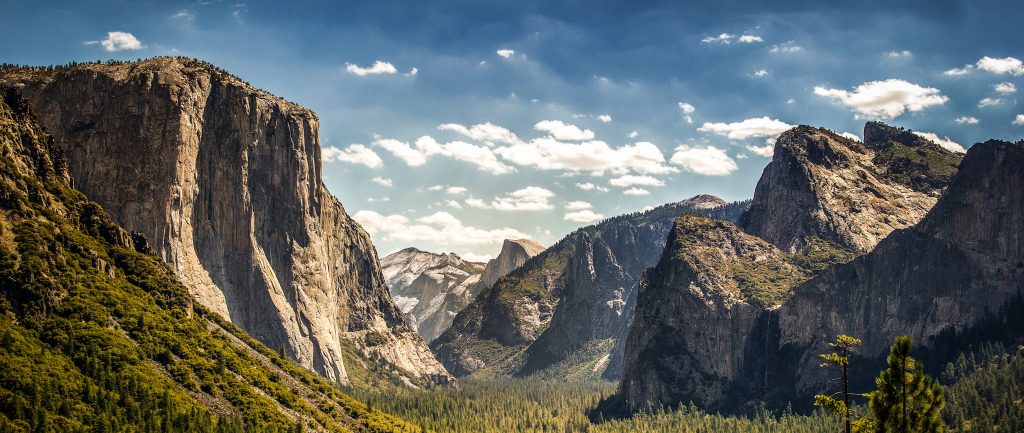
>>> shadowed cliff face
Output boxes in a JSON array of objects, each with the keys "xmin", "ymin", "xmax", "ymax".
[
  {"xmin": 738, "ymin": 124, "xmax": 960, "ymax": 254},
  {"xmin": 0, "ymin": 58, "xmax": 452, "ymax": 386},
  {"xmin": 431, "ymin": 195, "xmax": 750, "ymax": 379},
  {"xmin": 612, "ymin": 128, "xmax": 1022, "ymax": 414}
]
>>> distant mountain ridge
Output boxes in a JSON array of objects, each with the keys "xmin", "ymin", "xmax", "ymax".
[
  {"xmin": 382, "ymin": 239, "xmax": 544, "ymax": 343},
  {"xmin": 431, "ymin": 196, "xmax": 750, "ymax": 380}
]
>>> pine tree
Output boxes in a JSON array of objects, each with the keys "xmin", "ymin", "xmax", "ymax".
[
  {"xmin": 815, "ymin": 334, "xmax": 864, "ymax": 433},
  {"xmin": 868, "ymin": 336, "xmax": 945, "ymax": 433}
]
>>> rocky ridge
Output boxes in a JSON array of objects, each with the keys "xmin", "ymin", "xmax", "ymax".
[
  {"xmin": 431, "ymin": 196, "xmax": 749, "ymax": 379},
  {"xmin": 0, "ymin": 58, "xmax": 452, "ymax": 387}
]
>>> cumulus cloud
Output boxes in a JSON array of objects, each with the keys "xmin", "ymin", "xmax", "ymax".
[
  {"xmin": 628, "ymin": 130, "xmax": 639, "ymax": 138},
  {"xmin": 702, "ymin": 33, "xmax": 736, "ymax": 44},
  {"xmin": 698, "ymin": 116, "xmax": 794, "ymax": 140},
  {"xmin": 745, "ymin": 144, "xmax": 775, "ymax": 157},
  {"xmin": 738, "ymin": 35, "xmax": 763, "ymax": 43},
  {"xmin": 87, "ymin": 31, "xmax": 144, "ymax": 51},
  {"xmin": 321, "ymin": 144, "xmax": 383, "ymax": 168},
  {"xmin": 622, "ymin": 188, "xmax": 650, "ymax": 196},
  {"xmin": 354, "ymin": 210, "xmax": 528, "ymax": 247},
  {"xmin": 496, "ymin": 49, "xmax": 515, "ymax": 58},
  {"xmin": 670, "ymin": 145, "xmax": 738, "ymax": 176},
  {"xmin": 813, "ymin": 79, "xmax": 948, "ymax": 119},
  {"xmin": 886, "ymin": 50, "xmax": 913, "ymax": 58},
  {"xmin": 345, "ymin": 61, "xmax": 398, "ymax": 76},
  {"xmin": 371, "ymin": 176, "xmax": 392, "ymax": 187},
  {"xmin": 564, "ymin": 201, "xmax": 593, "ymax": 210},
  {"xmin": 576, "ymin": 182, "xmax": 609, "ymax": 192},
  {"xmin": 955, "ymin": 116, "xmax": 980, "ymax": 124},
  {"xmin": 945, "ymin": 56, "xmax": 1024, "ymax": 76},
  {"xmin": 978, "ymin": 97, "xmax": 1002, "ymax": 107},
  {"xmin": 534, "ymin": 120, "xmax": 595, "ymax": 141},
  {"xmin": 496, "ymin": 138, "xmax": 674, "ymax": 175},
  {"xmin": 467, "ymin": 187, "xmax": 555, "ymax": 211},
  {"xmin": 374, "ymin": 138, "xmax": 428, "ymax": 166},
  {"xmin": 912, "ymin": 132, "xmax": 966, "ymax": 153},
  {"xmin": 752, "ymin": 69, "xmax": 768, "ymax": 77},
  {"xmin": 446, "ymin": 186, "xmax": 467, "ymax": 195},
  {"xmin": 597, "ymin": 114, "xmax": 613, "ymax": 123},
  {"xmin": 439, "ymin": 122, "xmax": 520, "ymax": 145},
  {"xmin": 609, "ymin": 174, "xmax": 665, "ymax": 188},
  {"xmin": 678, "ymin": 102, "xmax": 696, "ymax": 123},
  {"xmin": 840, "ymin": 132, "xmax": 862, "ymax": 142},
  {"xmin": 564, "ymin": 210, "xmax": 604, "ymax": 223},
  {"xmin": 994, "ymin": 82, "xmax": 1017, "ymax": 94},
  {"xmin": 1013, "ymin": 114, "xmax": 1024, "ymax": 126},
  {"xmin": 374, "ymin": 136, "xmax": 514, "ymax": 173}
]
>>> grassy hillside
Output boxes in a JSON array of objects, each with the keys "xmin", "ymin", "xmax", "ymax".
[{"xmin": 0, "ymin": 88, "xmax": 419, "ymax": 433}]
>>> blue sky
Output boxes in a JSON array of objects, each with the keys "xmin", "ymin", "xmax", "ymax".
[{"xmin": 2, "ymin": 0, "xmax": 1022, "ymax": 260}]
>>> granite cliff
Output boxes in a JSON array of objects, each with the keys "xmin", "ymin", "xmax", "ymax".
[
  {"xmin": 611, "ymin": 125, "xmax": 1024, "ymax": 415},
  {"xmin": 431, "ymin": 196, "xmax": 749, "ymax": 379},
  {"xmin": 0, "ymin": 58, "xmax": 452, "ymax": 387}
]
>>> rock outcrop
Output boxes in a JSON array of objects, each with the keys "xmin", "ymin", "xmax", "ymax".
[
  {"xmin": 476, "ymin": 239, "xmax": 546, "ymax": 292},
  {"xmin": 0, "ymin": 58, "xmax": 452, "ymax": 386},
  {"xmin": 382, "ymin": 249, "xmax": 482, "ymax": 343},
  {"xmin": 611, "ymin": 126, "xmax": 1022, "ymax": 415},
  {"xmin": 431, "ymin": 196, "xmax": 749, "ymax": 379},
  {"xmin": 738, "ymin": 124, "xmax": 960, "ymax": 253}
]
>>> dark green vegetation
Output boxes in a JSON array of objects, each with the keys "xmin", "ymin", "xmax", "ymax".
[
  {"xmin": 351, "ymin": 378, "xmax": 842, "ymax": 433},
  {"xmin": 868, "ymin": 337, "xmax": 945, "ymax": 433},
  {"xmin": 865, "ymin": 122, "xmax": 962, "ymax": 194},
  {"xmin": 0, "ymin": 89, "xmax": 418, "ymax": 433},
  {"xmin": 942, "ymin": 343, "xmax": 1024, "ymax": 433}
]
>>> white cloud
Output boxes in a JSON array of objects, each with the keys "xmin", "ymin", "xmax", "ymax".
[
  {"xmin": 564, "ymin": 210, "xmax": 604, "ymax": 223},
  {"xmin": 446, "ymin": 186, "xmax": 467, "ymax": 195},
  {"xmin": 496, "ymin": 49, "xmax": 515, "ymax": 58},
  {"xmin": 945, "ymin": 56, "xmax": 1024, "ymax": 76},
  {"xmin": 367, "ymin": 197, "xmax": 390, "ymax": 203},
  {"xmin": 170, "ymin": 10, "xmax": 194, "ymax": 20},
  {"xmin": 840, "ymin": 132, "xmax": 862, "ymax": 142},
  {"xmin": 406, "ymin": 67, "xmax": 418, "ymax": 76},
  {"xmin": 623, "ymin": 188, "xmax": 650, "ymax": 196},
  {"xmin": 769, "ymin": 42, "xmax": 803, "ymax": 53},
  {"xmin": 427, "ymin": 185, "xmax": 444, "ymax": 191},
  {"xmin": 354, "ymin": 210, "xmax": 528, "ymax": 247},
  {"xmin": 912, "ymin": 132, "xmax": 966, "ymax": 153},
  {"xmin": 90, "ymin": 31, "xmax": 144, "ymax": 51},
  {"xmin": 670, "ymin": 145, "xmax": 739, "ymax": 176},
  {"xmin": 468, "ymin": 187, "xmax": 555, "ymax": 211},
  {"xmin": 564, "ymin": 201, "xmax": 593, "ymax": 210},
  {"xmin": 575, "ymin": 182, "xmax": 609, "ymax": 192},
  {"xmin": 443, "ymin": 199, "xmax": 462, "ymax": 209},
  {"xmin": 752, "ymin": 69, "xmax": 768, "ymax": 77},
  {"xmin": 736, "ymin": 153, "xmax": 749, "ymax": 159},
  {"xmin": 609, "ymin": 174, "xmax": 665, "ymax": 188},
  {"xmin": 813, "ymin": 79, "xmax": 948, "ymax": 119},
  {"xmin": 642, "ymin": 205, "xmax": 655, "ymax": 212},
  {"xmin": 886, "ymin": 50, "xmax": 913, "ymax": 58},
  {"xmin": 438, "ymin": 122, "xmax": 520, "ymax": 145},
  {"xmin": 978, "ymin": 97, "xmax": 1002, "ymax": 107},
  {"xmin": 496, "ymin": 138, "xmax": 674, "ymax": 175},
  {"xmin": 534, "ymin": 120, "xmax": 595, "ymax": 141},
  {"xmin": 597, "ymin": 114, "xmax": 613, "ymax": 123},
  {"xmin": 374, "ymin": 138, "xmax": 428, "ymax": 166},
  {"xmin": 1013, "ymin": 114, "xmax": 1024, "ymax": 126},
  {"xmin": 738, "ymin": 35, "xmax": 763, "ymax": 43},
  {"xmin": 345, "ymin": 61, "xmax": 398, "ymax": 76},
  {"xmin": 994, "ymin": 82, "xmax": 1017, "ymax": 94},
  {"xmin": 371, "ymin": 176, "xmax": 393, "ymax": 187},
  {"xmin": 678, "ymin": 102, "xmax": 696, "ymax": 123},
  {"xmin": 955, "ymin": 116, "xmax": 980, "ymax": 125},
  {"xmin": 628, "ymin": 130, "xmax": 639, "ymax": 138},
  {"xmin": 702, "ymin": 33, "xmax": 736, "ymax": 44},
  {"xmin": 461, "ymin": 252, "xmax": 493, "ymax": 262},
  {"xmin": 321, "ymin": 144, "xmax": 383, "ymax": 168},
  {"xmin": 745, "ymin": 144, "xmax": 774, "ymax": 157},
  {"xmin": 698, "ymin": 116, "xmax": 794, "ymax": 140}
]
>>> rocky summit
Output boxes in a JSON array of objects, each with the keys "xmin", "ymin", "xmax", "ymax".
[
  {"xmin": 431, "ymin": 196, "xmax": 749, "ymax": 379},
  {"xmin": 0, "ymin": 58, "xmax": 452, "ymax": 387},
  {"xmin": 381, "ymin": 239, "xmax": 542, "ymax": 343},
  {"xmin": 611, "ymin": 124, "xmax": 1022, "ymax": 414}
]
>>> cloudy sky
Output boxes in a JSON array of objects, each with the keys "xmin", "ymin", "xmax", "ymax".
[{"xmin": 2, "ymin": 0, "xmax": 1022, "ymax": 260}]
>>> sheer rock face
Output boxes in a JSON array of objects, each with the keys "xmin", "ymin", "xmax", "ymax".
[
  {"xmin": 618, "ymin": 215, "xmax": 800, "ymax": 411},
  {"xmin": 431, "ymin": 195, "xmax": 749, "ymax": 379},
  {"xmin": 0, "ymin": 58, "xmax": 453, "ymax": 386},
  {"xmin": 738, "ymin": 124, "xmax": 959, "ymax": 253},
  {"xmin": 476, "ymin": 239, "xmax": 546, "ymax": 292},
  {"xmin": 613, "ymin": 137, "xmax": 1022, "ymax": 413}
]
